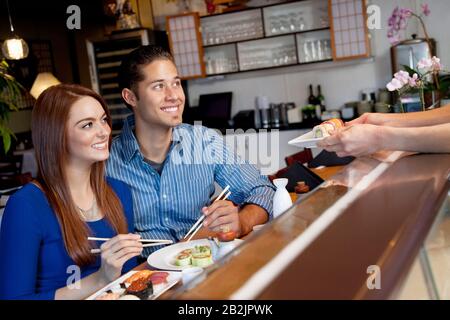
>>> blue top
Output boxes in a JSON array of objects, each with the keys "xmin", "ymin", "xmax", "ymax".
[
  {"xmin": 107, "ymin": 115, "xmax": 275, "ymax": 256},
  {"xmin": 0, "ymin": 177, "xmax": 137, "ymax": 300}
]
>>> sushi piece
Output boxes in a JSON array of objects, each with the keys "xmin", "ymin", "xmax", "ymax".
[
  {"xmin": 124, "ymin": 270, "xmax": 153, "ymax": 285},
  {"xmin": 325, "ymin": 118, "xmax": 344, "ymax": 129},
  {"xmin": 126, "ymin": 278, "xmax": 154, "ymax": 300},
  {"xmin": 313, "ymin": 118, "xmax": 344, "ymax": 138},
  {"xmin": 150, "ymin": 272, "xmax": 170, "ymax": 285},
  {"xmin": 191, "ymin": 253, "xmax": 213, "ymax": 267},
  {"xmin": 191, "ymin": 246, "xmax": 213, "ymax": 267},
  {"xmin": 194, "ymin": 245, "xmax": 211, "ymax": 255},
  {"xmin": 95, "ymin": 292, "xmax": 121, "ymax": 300},
  {"xmin": 119, "ymin": 295, "xmax": 141, "ymax": 300},
  {"xmin": 175, "ymin": 251, "xmax": 192, "ymax": 266}
]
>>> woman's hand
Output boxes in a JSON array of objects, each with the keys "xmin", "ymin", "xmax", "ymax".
[
  {"xmin": 202, "ymin": 200, "xmax": 241, "ymax": 238},
  {"xmin": 98, "ymin": 233, "xmax": 143, "ymax": 283},
  {"xmin": 318, "ymin": 124, "xmax": 383, "ymax": 157}
]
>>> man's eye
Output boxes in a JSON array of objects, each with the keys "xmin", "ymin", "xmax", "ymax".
[
  {"xmin": 154, "ymin": 83, "xmax": 164, "ymax": 89},
  {"xmin": 173, "ymin": 81, "xmax": 181, "ymax": 87}
]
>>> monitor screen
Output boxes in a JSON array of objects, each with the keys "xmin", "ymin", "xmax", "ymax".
[{"xmin": 198, "ymin": 92, "xmax": 232, "ymax": 123}]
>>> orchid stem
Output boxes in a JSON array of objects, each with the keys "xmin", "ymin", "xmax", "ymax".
[{"xmin": 420, "ymin": 87, "xmax": 425, "ymax": 111}]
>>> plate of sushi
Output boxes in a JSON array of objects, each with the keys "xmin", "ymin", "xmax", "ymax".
[
  {"xmin": 288, "ymin": 118, "xmax": 345, "ymax": 148},
  {"xmin": 146, "ymin": 238, "xmax": 243, "ymax": 271},
  {"xmin": 86, "ymin": 269, "xmax": 181, "ymax": 300}
]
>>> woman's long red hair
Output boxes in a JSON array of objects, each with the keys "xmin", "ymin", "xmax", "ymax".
[{"xmin": 32, "ymin": 84, "xmax": 128, "ymax": 266}]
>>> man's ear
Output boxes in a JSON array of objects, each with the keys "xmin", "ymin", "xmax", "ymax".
[{"xmin": 122, "ymin": 88, "xmax": 137, "ymax": 108}]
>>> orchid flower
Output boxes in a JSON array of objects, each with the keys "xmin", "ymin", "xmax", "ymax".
[
  {"xmin": 421, "ymin": 3, "xmax": 431, "ymax": 16},
  {"xmin": 418, "ymin": 56, "xmax": 443, "ymax": 73},
  {"xmin": 386, "ymin": 70, "xmax": 414, "ymax": 91}
]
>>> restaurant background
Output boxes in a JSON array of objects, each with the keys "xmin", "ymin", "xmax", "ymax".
[{"xmin": 1, "ymin": 0, "xmax": 449, "ymax": 134}]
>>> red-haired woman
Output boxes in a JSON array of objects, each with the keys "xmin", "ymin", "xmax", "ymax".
[{"xmin": 0, "ymin": 84, "xmax": 142, "ymax": 299}]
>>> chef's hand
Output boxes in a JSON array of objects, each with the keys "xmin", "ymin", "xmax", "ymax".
[
  {"xmin": 317, "ymin": 124, "xmax": 382, "ymax": 157},
  {"xmin": 346, "ymin": 113, "xmax": 389, "ymax": 126},
  {"xmin": 202, "ymin": 200, "xmax": 241, "ymax": 237}
]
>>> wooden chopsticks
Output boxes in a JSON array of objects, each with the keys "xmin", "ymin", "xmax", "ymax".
[
  {"xmin": 88, "ymin": 237, "xmax": 173, "ymax": 254},
  {"xmin": 183, "ymin": 185, "xmax": 231, "ymax": 243}
]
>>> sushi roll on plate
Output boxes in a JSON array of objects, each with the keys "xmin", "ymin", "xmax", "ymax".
[
  {"xmin": 288, "ymin": 118, "xmax": 345, "ymax": 148},
  {"xmin": 312, "ymin": 118, "xmax": 344, "ymax": 138}
]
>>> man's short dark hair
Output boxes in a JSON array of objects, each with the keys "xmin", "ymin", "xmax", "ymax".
[{"xmin": 118, "ymin": 45, "xmax": 174, "ymax": 109}]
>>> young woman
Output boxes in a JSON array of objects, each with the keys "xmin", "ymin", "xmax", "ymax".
[{"xmin": 0, "ymin": 84, "xmax": 142, "ymax": 300}]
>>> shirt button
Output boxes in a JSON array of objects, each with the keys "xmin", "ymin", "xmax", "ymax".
[
  {"xmin": 162, "ymin": 194, "xmax": 167, "ymax": 199},
  {"xmin": 165, "ymin": 218, "xmax": 169, "ymax": 222}
]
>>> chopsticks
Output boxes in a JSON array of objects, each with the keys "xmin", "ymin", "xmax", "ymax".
[
  {"xmin": 87, "ymin": 237, "xmax": 173, "ymax": 244},
  {"xmin": 183, "ymin": 185, "xmax": 231, "ymax": 243},
  {"xmin": 88, "ymin": 237, "xmax": 173, "ymax": 254}
]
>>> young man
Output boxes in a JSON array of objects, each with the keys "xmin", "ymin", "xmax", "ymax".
[{"xmin": 107, "ymin": 45, "xmax": 275, "ymax": 256}]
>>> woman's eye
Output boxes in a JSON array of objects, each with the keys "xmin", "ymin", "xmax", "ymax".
[
  {"xmin": 102, "ymin": 117, "xmax": 108, "ymax": 123},
  {"xmin": 82, "ymin": 122, "xmax": 92, "ymax": 129}
]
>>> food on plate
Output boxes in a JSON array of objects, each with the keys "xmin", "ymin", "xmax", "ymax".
[
  {"xmin": 95, "ymin": 292, "xmax": 121, "ymax": 300},
  {"xmin": 94, "ymin": 270, "xmax": 173, "ymax": 300},
  {"xmin": 217, "ymin": 230, "xmax": 237, "ymax": 242},
  {"xmin": 175, "ymin": 249, "xmax": 193, "ymax": 266},
  {"xmin": 191, "ymin": 245, "xmax": 213, "ymax": 267},
  {"xmin": 125, "ymin": 277, "xmax": 154, "ymax": 300},
  {"xmin": 149, "ymin": 271, "xmax": 170, "ymax": 285},
  {"xmin": 124, "ymin": 270, "xmax": 154, "ymax": 284},
  {"xmin": 313, "ymin": 118, "xmax": 344, "ymax": 138},
  {"xmin": 174, "ymin": 245, "xmax": 213, "ymax": 268},
  {"xmin": 119, "ymin": 294, "xmax": 141, "ymax": 300}
]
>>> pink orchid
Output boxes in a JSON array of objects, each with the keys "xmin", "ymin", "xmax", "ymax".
[
  {"xmin": 418, "ymin": 56, "xmax": 442, "ymax": 72},
  {"xmin": 431, "ymin": 56, "xmax": 442, "ymax": 72},
  {"xmin": 386, "ymin": 71, "xmax": 407, "ymax": 91},
  {"xmin": 408, "ymin": 73, "xmax": 419, "ymax": 87},
  {"xmin": 395, "ymin": 70, "xmax": 411, "ymax": 85},
  {"xmin": 387, "ymin": 6, "xmax": 429, "ymax": 44},
  {"xmin": 386, "ymin": 71, "xmax": 418, "ymax": 91},
  {"xmin": 421, "ymin": 3, "xmax": 431, "ymax": 16},
  {"xmin": 417, "ymin": 57, "xmax": 433, "ymax": 70},
  {"xmin": 386, "ymin": 78, "xmax": 402, "ymax": 91},
  {"xmin": 401, "ymin": 8, "xmax": 413, "ymax": 17}
]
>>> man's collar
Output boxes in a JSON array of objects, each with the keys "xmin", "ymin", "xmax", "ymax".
[
  {"xmin": 120, "ymin": 115, "xmax": 182, "ymax": 162},
  {"xmin": 120, "ymin": 115, "xmax": 141, "ymax": 163}
]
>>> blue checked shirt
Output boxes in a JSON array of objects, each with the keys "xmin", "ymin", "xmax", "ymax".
[{"xmin": 107, "ymin": 115, "xmax": 275, "ymax": 256}]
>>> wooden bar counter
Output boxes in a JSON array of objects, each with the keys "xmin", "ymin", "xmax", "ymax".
[{"xmin": 155, "ymin": 152, "xmax": 450, "ymax": 300}]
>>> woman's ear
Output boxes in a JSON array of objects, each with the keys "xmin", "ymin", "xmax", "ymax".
[{"xmin": 122, "ymin": 88, "xmax": 137, "ymax": 108}]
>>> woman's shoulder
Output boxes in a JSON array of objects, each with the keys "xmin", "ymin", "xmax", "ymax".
[
  {"xmin": 3, "ymin": 182, "xmax": 52, "ymax": 227},
  {"xmin": 8, "ymin": 182, "xmax": 47, "ymax": 205}
]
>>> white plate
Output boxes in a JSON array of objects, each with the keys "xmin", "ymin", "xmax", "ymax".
[
  {"xmin": 147, "ymin": 238, "xmax": 243, "ymax": 271},
  {"xmin": 288, "ymin": 130, "xmax": 324, "ymax": 148},
  {"xmin": 85, "ymin": 270, "xmax": 181, "ymax": 300}
]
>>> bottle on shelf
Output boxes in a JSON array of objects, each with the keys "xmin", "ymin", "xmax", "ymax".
[
  {"xmin": 308, "ymin": 84, "xmax": 317, "ymax": 105},
  {"xmin": 317, "ymin": 85, "xmax": 326, "ymax": 112},
  {"xmin": 308, "ymin": 84, "xmax": 321, "ymax": 120}
]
